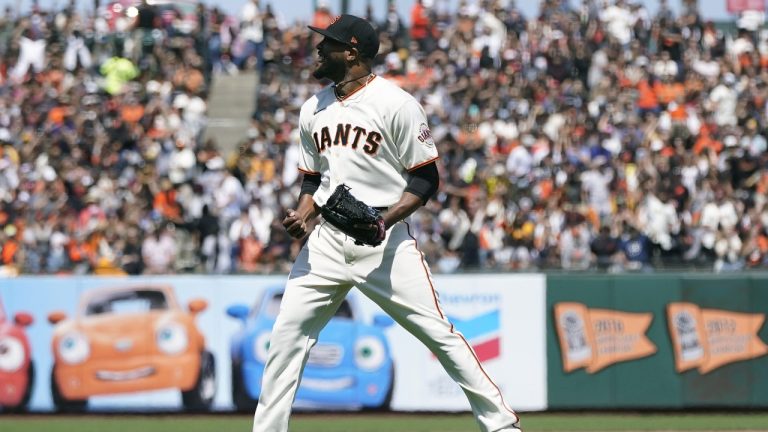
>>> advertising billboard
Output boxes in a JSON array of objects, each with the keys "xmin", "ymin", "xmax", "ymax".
[{"xmin": 0, "ymin": 274, "xmax": 547, "ymax": 412}]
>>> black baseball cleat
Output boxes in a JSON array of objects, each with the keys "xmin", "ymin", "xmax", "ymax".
[{"xmin": 496, "ymin": 420, "xmax": 523, "ymax": 431}]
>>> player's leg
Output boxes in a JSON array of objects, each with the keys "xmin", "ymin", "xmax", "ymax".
[
  {"xmin": 253, "ymin": 228, "xmax": 352, "ymax": 432},
  {"xmin": 352, "ymin": 222, "xmax": 521, "ymax": 432}
]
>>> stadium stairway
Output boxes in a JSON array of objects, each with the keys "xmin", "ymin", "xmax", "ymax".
[{"xmin": 204, "ymin": 70, "xmax": 259, "ymax": 157}]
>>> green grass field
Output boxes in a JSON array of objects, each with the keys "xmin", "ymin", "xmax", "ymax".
[{"xmin": 2, "ymin": 413, "xmax": 768, "ymax": 432}]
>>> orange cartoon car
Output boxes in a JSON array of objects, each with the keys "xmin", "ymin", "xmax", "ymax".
[
  {"xmin": 48, "ymin": 285, "xmax": 215, "ymax": 411},
  {"xmin": 0, "ymin": 296, "xmax": 34, "ymax": 411}
]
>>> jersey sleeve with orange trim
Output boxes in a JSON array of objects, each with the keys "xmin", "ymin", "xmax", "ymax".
[
  {"xmin": 298, "ymin": 104, "xmax": 321, "ymax": 174},
  {"xmin": 391, "ymin": 98, "xmax": 439, "ymax": 170}
]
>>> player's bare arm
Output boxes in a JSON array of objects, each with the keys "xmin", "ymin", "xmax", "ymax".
[
  {"xmin": 348, "ymin": 191, "xmax": 422, "ymax": 244},
  {"xmin": 357, "ymin": 160, "xmax": 439, "ymax": 234},
  {"xmin": 283, "ymin": 171, "xmax": 322, "ymax": 238},
  {"xmin": 380, "ymin": 192, "xmax": 423, "ymax": 229}
]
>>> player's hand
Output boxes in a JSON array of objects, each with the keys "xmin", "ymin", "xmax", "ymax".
[
  {"xmin": 283, "ymin": 209, "xmax": 309, "ymax": 239},
  {"xmin": 352, "ymin": 217, "xmax": 386, "ymax": 246}
]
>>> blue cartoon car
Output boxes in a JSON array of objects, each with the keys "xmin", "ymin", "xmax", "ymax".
[{"xmin": 227, "ymin": 286, "xmax": 395, "ymax": 411}]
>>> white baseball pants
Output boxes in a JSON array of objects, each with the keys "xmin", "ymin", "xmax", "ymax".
[{"xmin": 252, "ymin": 221, "xmax": 520, "ymax": 432}]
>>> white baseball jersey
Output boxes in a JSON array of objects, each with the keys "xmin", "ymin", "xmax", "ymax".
[{"xmin": 297, "ymin": 75, "xmax": 439, "ymax": 207}]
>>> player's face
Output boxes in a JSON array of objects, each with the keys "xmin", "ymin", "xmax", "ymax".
[{"xmin": 313, "ymin": 37, "xmax": 351, "ymax": 82}]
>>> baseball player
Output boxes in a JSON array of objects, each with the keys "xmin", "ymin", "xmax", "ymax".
[{"xmin": 251, "ymin": 14, "xmax": 522, "ymax": 432}]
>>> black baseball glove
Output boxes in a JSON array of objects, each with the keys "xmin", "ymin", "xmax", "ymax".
[{"xmin": 321, "ymin": 184, "xmax": 386, "ymax": 246}]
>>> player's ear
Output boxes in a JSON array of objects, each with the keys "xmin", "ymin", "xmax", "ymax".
[{"xmin": 346, "ymin": 46, "xmax": 359, "ymax": 62}]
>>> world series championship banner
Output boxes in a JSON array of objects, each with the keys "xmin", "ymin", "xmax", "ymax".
[
  {"xmin": 667, "ymin": 303, "xmax": 768, "ymax": 374},
  {"xmin": 554, "ymin": 302, "xmax": 657, "ymax": 373}
]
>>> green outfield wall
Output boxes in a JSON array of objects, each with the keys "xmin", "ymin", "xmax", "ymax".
[
  {"xmin": 547, "ymin": 274, "xmax": 768, "ymax": 409},
  {"xmin": 2, "ymin": 273, "xmax": 767, "ymax": 413}
]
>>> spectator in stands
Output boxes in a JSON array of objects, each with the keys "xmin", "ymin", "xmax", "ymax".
[
  {"xmin": 381, "ymin": 1, "xmax": 406, "ymax": 51},
  {"xmin": 236, "ymin": 0, "xmax": 264, "ymax": 71},
  {"xmin": 410, "ymin": 0, "xmax": 434, "ymax": 53},
  {"xmin": 591, "ymin": 225, "xmax": 621, "ymax": 272},
  {"xmin": 560, "ymin": 223, "xmax": 592, "ymax": 270},
  {"xmin": 311, "ymin": 1, "xmax": 334, "ymax": 30},
  {"xmin": 620, "ymin": 224, "xmax": 653, "ymax": 272},
  {"xmin": 141, "ymin": 223, "xmax": 177, "ymax": 274},
  {"xmin": 131, "ymin": 0, "xmax": 159, "ymax": 63},
  {"xmin": 11, "ymin": 27, "xmax": 46, "ymax": 81}
]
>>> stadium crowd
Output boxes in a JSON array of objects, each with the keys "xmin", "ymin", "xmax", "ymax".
[{"xmin": 1, "ymin": 0, "xmax": 768, "ymax": 276}]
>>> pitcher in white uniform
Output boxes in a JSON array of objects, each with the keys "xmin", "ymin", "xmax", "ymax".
[{"xmin": 251, "ymin": 14, "xmax": 522, "ymax": 432}]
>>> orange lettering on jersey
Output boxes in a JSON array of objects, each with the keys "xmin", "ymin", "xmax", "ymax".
[
  {"xmin": 364, "ymin": 131, "xmax": 382, "ymax": 155},
  {"xmin": 351, "ymin": 126, "xmax": 366, "ymax": 149},
  {"xmin": 334, "ymin": 124, "xmax": 351, "ymax": 146},
  {"xmin": 320, "ymin": 126, "xmax": 332, "ymax": 151}
]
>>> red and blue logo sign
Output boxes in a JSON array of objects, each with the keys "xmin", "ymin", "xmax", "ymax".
[{"xmin": 448, "ymin": 309, "xmax": 501, "ymax": 362}]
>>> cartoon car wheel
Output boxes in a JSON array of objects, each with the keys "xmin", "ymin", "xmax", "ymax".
[
  {"xmin": 3, "ymin": 362, "xmax": 35, "ymax": 413},
  {"xmin": 181, "ymin": 351, "xmax": 216, "ymax": 411},
  {"xmin": 17, "ymin": 362, "xmax": 35, "ymax": 411},
  {"xmin": 231, "ymin": 359, "xmax": 257, "ymax": 412},
  {"xmin": 362, "ymin": 363, "xmax": 395, "ymax": 411},
  {"xmin": 51, "ymin": 367, "xmax": 87, "ymax": 412}
]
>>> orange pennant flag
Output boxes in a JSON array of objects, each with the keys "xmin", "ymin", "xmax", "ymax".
[
  {"xmin": 667, "ymin": 302, "xmax": 708, "ymax": 372},
  {"xmin": 554, "ymin": 303, "xmax": 657, "ymax": 373},
  {"xmin": 699, "ymin": 309, "xmax": 768, "ymax": 373},
  {"xmin": 585, "ymin": 309, "xmax": 657, "ymax": 373},
  {"xmin": 667, "ymin": 302, "xmax": 768, "ymax": 374}
]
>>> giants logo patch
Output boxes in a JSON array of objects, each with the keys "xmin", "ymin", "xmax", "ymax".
[{"xmin": 417, "ymin": 123, "xmax": 434, "ymax": 147}]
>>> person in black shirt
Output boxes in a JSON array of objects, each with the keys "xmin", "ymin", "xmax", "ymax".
[
  {"xmin": 135, "ymin": 0, "xmax": 158, "ymax": 30},
  {"xmin": 132, "ymin": 0, "xmax": 159, "ymax": 63},
  {"xmin": 591, "ymin": 225, "xmax": 620, "ymax": 271}
]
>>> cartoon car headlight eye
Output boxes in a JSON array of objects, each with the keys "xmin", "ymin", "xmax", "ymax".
[
  {"xmin": 354, "ymin": 336, "xmax": 386, "ymax": 371},
  {"xmin": 253, "ymin": 332, "xmax": 270, "ymax": 363},
  {"xmin": 59, "ymin": 332, "xmax": 90, "ymax": 365},
  {"xmin": 156, "ymin": 322, "xmax": 188, "ymax": 355},
  {"xmin": 0, "ymin": 336, "xmax": 25, "ymax": 372}
]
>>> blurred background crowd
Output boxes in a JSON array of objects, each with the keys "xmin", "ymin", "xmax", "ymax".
[{"xmin": 1, "ymin": 0, "xmax": 768, "ymax": 276}]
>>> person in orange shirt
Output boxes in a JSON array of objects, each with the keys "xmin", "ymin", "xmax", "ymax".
[
  {"xmin": 667, "ymin": 94, "xmax": 687, "ymax": 123},
  {"xmin": 636, "ymin": 76, "xmax": 660, "ymax": 116},
  {"xmin": 311, "ymin": 1, "xmax": 334, "ymax": 29},
  {"xmin": 410, "ymin": 0, "xmax": 433, "ymax": 52},
  {"xmin": 120, "ymin": 104, "xmax": 145, "ymax": 124},
  {"xmin": 153, "ymin": 178, "xmax": 182, "ymax": 222},
  {"xmin": 692, "ymin": 123, "xmax": 723, "ymax": 155},
  {"xmin": 653, "ymin": 76, "xmax": 684, "ymax": 106},
  {"xmin": 0, "ymin": 224, "xmax": 20, "ymax": 267},
  {"xmin": 67, "ymin": 234, "xmax": 88, "ymax": 270}
]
